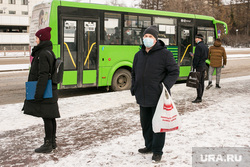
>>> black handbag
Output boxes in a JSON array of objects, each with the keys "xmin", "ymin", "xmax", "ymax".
[{"xmin": 186, "ymin": 70, "xmax": 200, "ymax": 88}]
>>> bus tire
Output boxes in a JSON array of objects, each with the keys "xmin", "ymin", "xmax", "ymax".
[{"xmin": 111, "ymin": 69, "xmax": 131, "ymax": 91}]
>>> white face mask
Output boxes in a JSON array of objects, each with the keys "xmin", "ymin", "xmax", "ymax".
[
  {"xmin": 126, "ymin": 30, "xmax": 131, "ymax": 35},
  {"xmin": 143, "ymin": 37, "xmax": 154, "ymax": 48}
]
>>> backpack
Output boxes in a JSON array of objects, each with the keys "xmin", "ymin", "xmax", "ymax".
[{"xmin": 46, "ymin": 50, "xmax": 64, "ymax": 84}]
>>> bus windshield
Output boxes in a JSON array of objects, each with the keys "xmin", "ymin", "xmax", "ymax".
[{"xmin": 29, "ymin": 2, "xmax": 51, "ymax": 47}]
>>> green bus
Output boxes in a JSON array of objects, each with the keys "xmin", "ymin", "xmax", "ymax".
[{"xmin": 29, "ymin": 0, "xmax": 228, "ymax": 91}]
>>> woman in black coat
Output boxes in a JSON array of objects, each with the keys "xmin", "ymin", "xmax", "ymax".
[{"xmin": 23, "ymin": 27, "xmax": 60, "ymax": 153}]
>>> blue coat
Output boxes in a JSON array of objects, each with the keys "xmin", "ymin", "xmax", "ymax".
[{"xmin": 131, "ymin": 40, "xmax": 179, "ymax": 107}]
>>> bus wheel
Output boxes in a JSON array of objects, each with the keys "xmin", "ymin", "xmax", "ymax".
[{"xmin": 111, "ymin": 69, "xmax": 131, "ymax": 91}]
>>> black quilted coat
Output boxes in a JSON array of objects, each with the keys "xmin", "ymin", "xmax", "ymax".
[{"xmin": 23, "ymin": 40, "xmax": 60, "ymax": 118}]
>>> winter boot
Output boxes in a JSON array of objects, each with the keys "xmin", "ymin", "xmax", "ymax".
[
  {"xmin": 192, "ymin": 98, "xmax": 202, "ymax": 103},
  {"xmin": 206, "ymin": 81, "xmax": 213, "ymax": 90},
  {"xmin": 52, "ymin": 137, "xmax": 57, "ymax": 149},
  {"xmin": 138, "ymin": 147, "xmax": 152, "ymax": 154},
  {"xmin": 216, "ymin": 84, "xmax": 221, "ymax": 88},
  {"xmin": 152, "ymin": 153, "xmax": 162, "ymax": 162},
  {"xmin": 35, "ymin": 138, "xmax": 53, "ymax": 153}
]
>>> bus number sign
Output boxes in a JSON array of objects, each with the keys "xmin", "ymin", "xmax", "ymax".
[
  {"xmin": 85, "ymin": 22, "xmax": 96, "ymax": 32},
  {"xmin": 181, "ymin": 19, "xmax": 192, "ymax": 23}
]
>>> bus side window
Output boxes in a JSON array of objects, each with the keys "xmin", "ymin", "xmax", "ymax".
[
  {"xmin": 197, "ymin": 27, "xmax": 215, "ymax": 47},
  {"xmin": 153, "ymin": 17, "xmax": 177, "ymax": 46},
  {"xmin": 123, "ymin": 15, "xmax": 151, "ymax": 45},
  {"xmin": 104, "ymin": 13, "xmax": 121, "ymax": 45}
]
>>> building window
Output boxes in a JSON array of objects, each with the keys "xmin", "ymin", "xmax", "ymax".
[
  {"xmin": 9, "ymin": 0, "xmax": 16, "ymax": 4},
  {"xmin": 0, "ymin": 10, "xmax": 3, "ymax": 14},
  {"xmin": 9, "ymin": 11, "xmax": 16, "ymax": 14},
  {"xmin": 0, "ymin": 0, "xmax": 3, "ymax": 4},
  {"xmin": 22, "ymin": 11, "xmax": 28, "ymax": 15},
  {"xmin": 0, "ymin": 26, "xmax": 27, "ymax": 33},
  {"xmin": 21, "ymin": 0, "xmax": 28, "ymax": 5}
]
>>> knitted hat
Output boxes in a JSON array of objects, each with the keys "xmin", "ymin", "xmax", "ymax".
[
  {"xmin": 35, "ymin": 27, "xmax": 52, "ymax": 41},
  {"xmin": 195, "ymin": 34, "xmax": 204, "ymax": 40},
  {"xmin": 143, "ymin": 25, "xmax": 158, "ymax": 40}
]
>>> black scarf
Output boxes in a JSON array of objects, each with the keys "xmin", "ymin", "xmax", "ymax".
[{"xmin": 31, "ymin": 40, "xmax": 52, "ymax": 57}]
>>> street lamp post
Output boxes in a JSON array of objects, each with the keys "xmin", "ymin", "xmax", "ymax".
[
  {"xmin": 236, "ymin": 29, "xmax": 238, "ymax": 47},
  {"xmin": 3, "ymin": 7, "xmax": 7, "ymax": 14}
]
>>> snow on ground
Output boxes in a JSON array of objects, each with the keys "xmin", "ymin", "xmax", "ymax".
[
  {"xmin": 0, "ymin": 75, "xmax": 250, "ymax": 167},
  {"xmin": 224, "ymin": 46, "xmax": 250, "ymax": 51},
  {"xmin": 0, "ymin": 64, "xmax": 30, "ymax": 71},
  {"xmin": 0, "ymin": 51, "xmax": 29, "ymax": 57},
  {"xmin": 0, "ymin": 91, "xmax": 135, "ymax": 132}
]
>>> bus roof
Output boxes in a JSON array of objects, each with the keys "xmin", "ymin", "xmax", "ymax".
[
  {"xmin": 48, "ymin": 0, "xmax": 227, "ymax": 34},
  {"xmin": 52, "ymin": 0, "xmax": 214, "ymax": 21}
]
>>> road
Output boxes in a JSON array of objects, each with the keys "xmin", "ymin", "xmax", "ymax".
[{"xmin": 0, "ymin": 54, "xmax": 250, "ymax": 105}]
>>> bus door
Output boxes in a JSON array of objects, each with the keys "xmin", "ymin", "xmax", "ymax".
[
  {"xmin": 62, "ymin": 19, "xmax": 98, "ymax": 88},
  {"xmin": 178, "ymin": 26, "xmax": 193, "ymax": 77},
  {"xmin": 81, "ymin": 20, "xmax": 98, "ymax": 87}
]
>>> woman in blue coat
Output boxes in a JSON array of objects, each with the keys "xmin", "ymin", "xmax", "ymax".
[{"xmin": 23, "ymin": 27, "xmax": 60, "ymax": 153}]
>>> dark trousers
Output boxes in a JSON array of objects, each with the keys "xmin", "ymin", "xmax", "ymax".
[
  {"xmin": 42, "ymin": 118, "xmax": 57, "ymax": 140},
  {"xmin": 196, "ymin": 66, "xmax": 205, "ymax": 99},
  {"xmin": 140, "ymin": 106, "xmax": 166, "ymax": 155}
]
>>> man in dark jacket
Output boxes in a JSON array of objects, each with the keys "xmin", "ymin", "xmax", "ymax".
[
  {"xmin": 131, "ymin": 26, "xmax": 179, "ymax": 162},
  {"xmin": 23, "ymin": 27, "xmax": 60, "ymax": 153},
  {"xmin": 192, "ymin": 34, "xmax": 208, "ymax": 103}
]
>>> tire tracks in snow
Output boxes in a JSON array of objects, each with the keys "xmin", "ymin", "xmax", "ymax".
[{"xmin": 0, "ymin": 103, "xmax": 140, "ymax": 167}]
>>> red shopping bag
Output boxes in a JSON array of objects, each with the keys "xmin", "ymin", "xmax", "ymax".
[{"xmin": 152, "ymin": 83, "xmax": 181, "ymax": 133}]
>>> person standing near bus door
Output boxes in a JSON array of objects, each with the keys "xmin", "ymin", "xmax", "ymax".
[
  {"xmin": 131, "ymin": 26, "xmax": 179, "ymax": 162},
  {"xmin": 22, "ymin": 27, "xmax": 60, "ymax": 153},
  {"xmin": 191, "ymin": 34, "xmax": 208, "ymax": 103},
  {"xmin": 206, "ymin": 38, "xmax": 227, "ymax": 89}
]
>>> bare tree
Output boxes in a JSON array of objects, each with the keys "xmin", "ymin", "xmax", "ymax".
[
  {"xmin": 139, "ymin": 0, "xmax": 250, "ymax": 43},
  {"xmin": 107, "ymin": 0, "xmax": 127, "ymax": 7}
]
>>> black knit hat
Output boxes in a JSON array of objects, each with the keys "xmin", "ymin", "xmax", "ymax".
[
  {"xmin": 143, "ymin": 25, "xmax": 158, "ymax": 40},
  {"xmin": 195, "ymin": 34, "xmax": 204, "ymax": 40}
]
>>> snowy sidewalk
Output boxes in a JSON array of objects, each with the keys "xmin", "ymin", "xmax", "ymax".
[
  {"xmin": 0, "ymin": 76, "xmax": 250, "ymax": 167},
  {"xmin": 0, "ymin": 64, "xmax": 29, "ymax": 72}
]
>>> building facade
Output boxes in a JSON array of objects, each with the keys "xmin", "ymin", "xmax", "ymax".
[{"xmin": 0, "ymin": 0, "xmax": 41, "ymax": 50}]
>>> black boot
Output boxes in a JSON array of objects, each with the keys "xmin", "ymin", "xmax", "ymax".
[
  {"xmin": 216, "ymin": 84, "xmax": 221, "ymax": 88},
  {"xmin": 206, "ymin": 81, "xmax": 213, "ymax": 90},
  {"xmin": 138, "ymin": 147, "xmax": 152, "ymax": 154},
  {"xmin": 192, "ymin": 98, "xmax": 202, "ymax": 103},
  {"xmin": 152, "ymin": 153, "xmax": 162, "ymax": 162},
  {"xmin": 52, "ymin": 137, "xmax": 57, "ymax": 149},
  {"xmin": 35, "ymin": 138, "xmax": 53, "ymax": 153}
]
